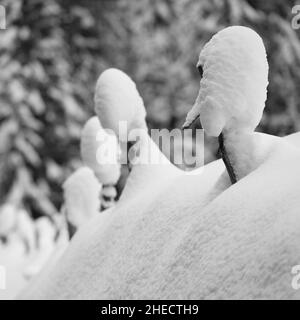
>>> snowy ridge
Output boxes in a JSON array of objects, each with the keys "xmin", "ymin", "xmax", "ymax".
[
  {"xmin": 18, "ymin": 26, "xmax": 300, "ymax": 300},
  {"xmin": 285, "ymin": 132, "xmax": 300, "ymax": 149},
  {"xmin": 19, "ymin": 133, "xmax": 300, "ymax": 299}
]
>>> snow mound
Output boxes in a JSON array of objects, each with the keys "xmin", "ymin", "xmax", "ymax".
[
  {"xmin": 118, "ymin": 133, "xmax": 182, "ymax": 203},
  {"xmin": 285, "ymin": 132, "xmax": 300, "ymax": 149},
  {"xmin": 224, "ymin": 131, "xmax": 276, "ymax": 180},
  {"xmin": 184, "ymin": 26, "xmax": 268, "ymax": 136},
  {"xmin": 94, "ymin": 68, "xmax": 147, "ymax": 141},
  {"xmin": 19, "ymin": 133, "xmax": 300, "ymax": 300}
]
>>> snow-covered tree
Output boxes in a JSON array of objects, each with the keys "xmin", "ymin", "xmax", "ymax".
[{"xmin": 0, "ymin": 0, "xmax": 100, "ymax": 216}]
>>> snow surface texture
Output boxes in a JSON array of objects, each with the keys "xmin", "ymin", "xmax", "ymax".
[
  {"xmin": 0, "ymin": 239, "xmax": 29, "ymax": 300},
  {"xmin": 0, "ymin": 206, "xmax": 35, "ymax": 300},
  {"xmin": 224, "ymin": 131, "xmax": 275, "ymax": 180},
  {"xmin": 0, "ymin": 212, "xmax": 68, "ymax": 299},
  {"xmin": 0, "ymin": 204, "xmax": 18, "ymax": 237},
  {"xmin": 17, "ymin": 29, "xmax": 300, "ymax": 299},
  {"xmin": 63, "ymin": 166, "xmax": 101, "ymax": 228},
  {"xmin": 224, "ymin": 131, "xmax": 300, "ymax": 180},
  {"xmin": 19, "ymin": 132, "xmax": 300, "ymax": 300},
  {"xmin": 23, "ymin": 217, "xmax": 64, "ymax": 279},
  {"xmin": 0, "ymin": 205, "xmax": 35, "ymax": 252},
  {"xmin": 118, "ymin": 132, "xmax": 183, "ymax": 203},
  {"xmin": 184, "ymin": 26, "xmax": 269, "ymax": 137},
  {"xmin": 285, "ymin": 132, "xmax": 300, "ymax": 149},
  {"xmin": 94, "ymin": 68, "xmax": 147, "ymax": 142},
  {"xmin": 80, "ymin": 116, "xmax": 120, "ymax": 185}
]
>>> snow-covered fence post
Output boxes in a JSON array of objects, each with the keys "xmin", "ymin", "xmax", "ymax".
[
  {"xmin": 62, "ymin": 166, "xmax": 101, "ymax": 238},
  {"xmin": 94, "ymin": 68, "xmax": 148, "ymax": 182},
  {"xmin": 80, "ymin": 117, "xmax": 120, "ymax": 212},
  {"xmin": 183, "ymin": 26, "xmax": 269, "ymax": 183},
  {"xmin": 182, "ymin": 66, "xmax": 237, "ymax": 184}
]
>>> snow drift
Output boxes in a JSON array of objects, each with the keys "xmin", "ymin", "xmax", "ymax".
[
  {"xmin": 18, "ymin": 26, "xmax": 300, "ymax": 300},
  {"xmin": 20, "ymin": 133, "xmax": 300, "ymax": 299}
]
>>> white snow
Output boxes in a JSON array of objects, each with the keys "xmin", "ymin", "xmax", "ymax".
[
  {"xmin": 63, "ymin": 166, "xmax": 101, "ymax": 228},
  {"xmin": 223, "ymin": 131, "xmax": 277, "ymax": 180},
  {"xmin": 14, "ymin": 29, "xmax": 300, "ymax": 300},
  {"xmin": 223, "ymin": 130, "xmax": 300, "ymax": 181},
  {"xmin": 94, "ymin": 68, "xmax": 147, "ymax": 142},
  {"xmin": 119, "ymin": 133, "xmax": 183, "ymax": 203},
  {"xmin": 23, "ymin": 217, "xmax": 57, "ymax": 279},
  {"xmin": 80, "ymin": 116, "xmax": 121, "ymax": 185},
  {"xmin": 285, "ymin": 132, "xmax": 300, "ymax": 149},
  {"xmin": 0, "ymin": 204, "xmax": 18, "ymax": 237},
  {"xmin": 183, "ymin": 26, "xmax": 269, "ymax": 137},
  {"xmin": 0, "ymin": 205, "xmax": 35, "ymax": 252},
  {"xmin": 184, "ymin": 26, "xmax": 270, "ymax": 180},
  {"xmin": 18, "ymin": 134, "xmax": 300, "ymax": 299},
  {"xmin": 0, "ymin": 238, "xmax": 29, "ymax": 300},
  {"xmin": 0, "ymin": 209, "xmax": 68, "ymax": 299},
  {"xmin": 16, "ymin": 209, "xmax": 36, "ymax": 253}
]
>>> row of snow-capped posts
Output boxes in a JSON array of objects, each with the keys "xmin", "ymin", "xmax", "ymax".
[{"xmin": 64, "ymin": 26, "xmax": 269, "ymax": 238}]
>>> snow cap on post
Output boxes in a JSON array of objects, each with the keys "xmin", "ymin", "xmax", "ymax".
[
  {"xmin": 183, "ymin": 26, "xmax": 269, "ymax": 136},
  {"xmin": 80, "ymin": 116, "xmax": 121, "ymax": 185},
  {"xmin": 94, "ymin": 68, "xmax": 147, "ymax": 142},
  {"xmin": 63, "ymin": 167, "xmax": 101, "ymax": 227}
]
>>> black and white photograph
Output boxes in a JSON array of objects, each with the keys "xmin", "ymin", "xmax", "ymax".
[{"xmin": 1, "ymin": 0, "xmax": 300, "ymax": 304}]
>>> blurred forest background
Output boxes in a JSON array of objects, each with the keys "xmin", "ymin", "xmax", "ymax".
[{"xmin": 1, "ymin": 0, "xmax": 300, "ymax": 219}]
